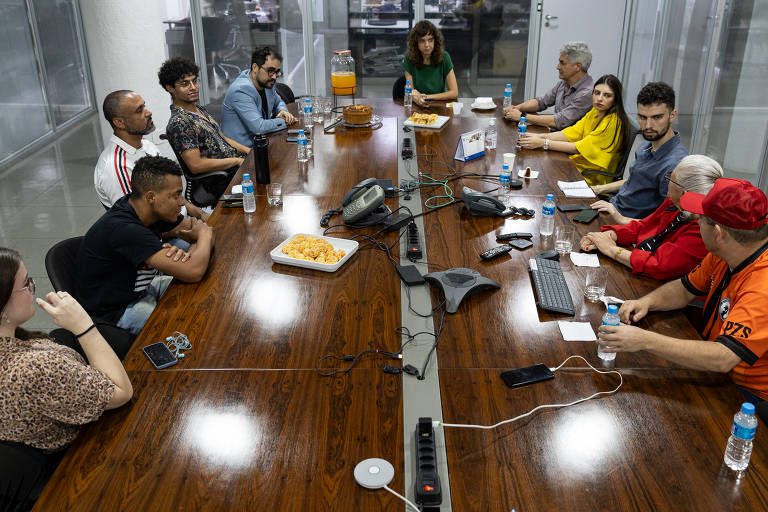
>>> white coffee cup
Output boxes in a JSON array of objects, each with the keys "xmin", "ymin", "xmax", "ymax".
[{"xmin": 452, "ymin": 102, "xmax": 463, "ymax": 115}]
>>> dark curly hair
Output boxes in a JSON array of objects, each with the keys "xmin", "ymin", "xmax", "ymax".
[
  {"xmin": 251, "ymin": 46, "xmax": 283, "ymax": 67},
  {"xmin": 130, "ymin": 156, "xmax": 182, "ymax": 198},
  {"xmin": 593, "ymin": 74, "xmax": 630, "ymax": 154},
  {"xmin": 158, "ymin": 57, "xmax": 200, "ymax": 90},
  {"xmin": 637, "ymin": 81, "xmax": 675, "ymax": 110},
  {"xmin": 407, "ymin": 20, "xmax": 444, "ymax": 69},
  {"xmin": 0, "ymin": 247, "xmax": 46, "ymax": 341}
]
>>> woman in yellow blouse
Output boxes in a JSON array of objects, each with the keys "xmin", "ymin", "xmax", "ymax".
[{"xmin": 518, "ymin": 74, "xmax": 630, "ymax": 186}]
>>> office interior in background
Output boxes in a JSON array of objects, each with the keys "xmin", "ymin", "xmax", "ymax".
[{"xmin": 0, "ymin": 0, "xmax": 766, "ymax": 322}]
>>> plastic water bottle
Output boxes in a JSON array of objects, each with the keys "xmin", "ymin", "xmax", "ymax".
[
  {"xmin": 598, "ymin": 305, "xmax": 620, "ymax": 361},
  {"xmin": 541, "ymin": 193, "xmax": 555, "ymax": 236},
  {"xmin": 503, "ymin": 83, "xmax": 512, "ymax": 109},
  {"xmin": 242, "ymin": 173, "xmax": 256, "ymax": 213},
  {"xmin": 724, "ymin": 402, "xmax": 758, "ymax": 471},
  {"xmin": 297, "ymin": 129, "xmax": 309, "ymax": 163},
  {"xmin": 499, "ymin": 163, "xmax": 511, "ymax": 191},
  {"xmin": 485, "ymin": 118, "xmax": 497, "ymax": 150},
  {"xmin": 303, "ymin": 98, "xmax": 312, "ymax": 131},
  {"xmin": 404, "ymin": 80, "xmax": 412, "ymax": 109},
  {"xmin": 516, "ymin": 114, "xmax": 527, "ymax": 149}
]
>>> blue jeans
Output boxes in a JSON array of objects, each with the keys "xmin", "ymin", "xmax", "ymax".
[{"xmin": 116, "ymin": 275, "xmax": 173, "ymax": 335}]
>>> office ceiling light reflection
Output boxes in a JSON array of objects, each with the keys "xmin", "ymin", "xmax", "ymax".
[
  {"xmin": 247, "ymin": 276, "xmax": 298, "ymax": 326},
  {"xmin": 184, "ymin": 406, "xmax": 260, "ymax": 469},
  {"xmin": 281, "ymin": 195, "xmax": 319, "ymax": 234},
  {"xmin": 552, "ymin": 408, "xmax": 619, "ymax": 474}
]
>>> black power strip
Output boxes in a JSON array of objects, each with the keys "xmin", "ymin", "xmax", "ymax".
[
  {"xmin": 407, "ymin": 221, "xmax": 422, "ymax": 260},
  {"xmin": 414, "ymin": 417, "xmax": 442, "ymax": 507},
  {"xmin": 402, "ymin": 137, "xmax": 413, "ymax": 159}
]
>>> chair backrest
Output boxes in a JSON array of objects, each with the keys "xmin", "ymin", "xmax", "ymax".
[
  {"xmin": 274, "ymin": 83, "xmax": 295, "ymax": 105},
  {"xmin": 45, "ymin": 237, "xmax": 83, "ymax": 293},
  {"xmin": 392, "ymin": 75, "xmax": 406, "ymax": 100},
  {"xmin": 614, "ymin": 128, "xmax": 640, "ymax": 180},
  {"xmin": 159, "ymin": 133, "xmax": 195, "ymax": 202}
]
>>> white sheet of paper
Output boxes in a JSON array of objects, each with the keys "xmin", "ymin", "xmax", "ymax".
[
  {"xmin": 518, "ymin": 169, "xmax": 539, "ymax": 179},
  {"xmin": 232, "ymin": 184, "xmax": 242, "ymax": 194},
  {"xmin": 558, "ymin": 321, "xmax": 597, "ymax": 341},
  {"xmin": 570, "ymin": 252, "xmax": 600, "ymax": 267},
  {"xmin": 557, "ymin": 180, "xmax": 596, "ymax": 198}
]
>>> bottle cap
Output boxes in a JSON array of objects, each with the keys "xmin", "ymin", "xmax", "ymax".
[
  {"xmin": 506, "ymin": 83, "xmax": 511, "ymax": 87},
  {"xmin": 741, "ymin": 402, "xmax": 756, "ymax": 415},
  {"xmin": 305, "ymin": 98, "xmax": 311, "ymax": 103},
  {"xmin": 298, "ymin": 129, "xmax": 304, "ymax": 134},
  {"xmin": 520, "ymin": 114, "xmax": 526, "ymax": 120},
  {"xmin": 502, "ymin": 164, "xmax": 509, "ymax": 170},
  {"xmin": 546, "ymin": 193, "xmax": 554, "ymax": 200},
  {"xmin": 607, "ymin": 305, "xmax": 618, "ymax": 314},
  {"xmin": 406, "ymin": 79, "xmax": 411, "ymax": 85},
  {"xmin": 243, "ymin": 173, "xmax": 250, "ymax": 180}
]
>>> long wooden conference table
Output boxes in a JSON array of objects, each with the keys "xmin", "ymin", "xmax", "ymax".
[{"xmin": 35, "ymin": 99, "xmax": 767, "ymax": 511}]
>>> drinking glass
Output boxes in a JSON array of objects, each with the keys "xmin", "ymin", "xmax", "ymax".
[
  {"xmin": 584, "ymin": 267, "xmax": 607, "ymax": 301},
  {"xmin": 554, "ymin": 225, "xmax": 574, "ymax": 255},
  {"xmin": 267, "ymin": 183, "xmax": 282, "ymax": 206}
]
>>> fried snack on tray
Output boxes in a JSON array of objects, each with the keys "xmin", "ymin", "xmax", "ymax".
[
  {"xmin": 281, "ymin": 235, "xmax": 346, "ymax": 264},
  {"xmin": 406, "ymin": 113, "xmax": 439, "ymax": 126}
]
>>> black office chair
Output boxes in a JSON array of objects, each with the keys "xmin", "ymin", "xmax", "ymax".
[
  {"xmin": 581, "ymin": 128, "xmax": 640, "ymax": 185},
  {"xmin": 159, "ymin": 134, "xmax": 231, "ymax": 208},
  {"xmin": 274, "ymin": 83, "xmax": 296, "ymax": 105},
  {"xmin": 392, "ymin": 75, "xmax": 406, "ymax": 100},
  {"xmin": 44, "ymin": 237, "xmax": 135, "ymax": 360},
  {"xmin": 0, "ymin": 440, "xmax": 61, "ymax": 512},
  {"xmin": 201, "ymin": 16, "xmax": 242, "ymax": 83}
]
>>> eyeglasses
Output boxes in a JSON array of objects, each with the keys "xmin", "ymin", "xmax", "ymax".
[
  {"xmin": 664, "ymin": 172, "xmax": 684, "ymax": 189},
  {"xmin": 174, "ymin": 77, "xmax": 199, "ymax": 88},
  {"xmin": 259, "ymin": 66, "xmax": 283, "ymax": 78},
  {"xmin": 14, "ymin": 276, "xmax": 35, "ymax": 295}
]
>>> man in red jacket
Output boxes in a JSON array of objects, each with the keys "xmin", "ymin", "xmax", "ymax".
[{"xmin": 579, "ymin": 155, "xmax": 722, "ymax": 280}]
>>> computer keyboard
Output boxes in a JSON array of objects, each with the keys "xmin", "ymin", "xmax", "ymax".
[{"xmin": 528, "ymin": 257, "xmax": 574, "ymax": 315}]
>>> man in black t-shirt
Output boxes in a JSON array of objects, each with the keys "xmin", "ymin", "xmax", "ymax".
[{"xmin": 75, "ymin": 156, "xmax": 215, "ymax": 334}]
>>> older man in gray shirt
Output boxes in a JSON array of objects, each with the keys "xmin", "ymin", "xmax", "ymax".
[{"xmin": 503, "ymin": 41, "xmax": 594, "ymax": 130}]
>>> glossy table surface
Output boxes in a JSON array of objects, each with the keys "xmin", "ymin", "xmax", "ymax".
[{"xmin": 35, "ymin": 99, "xmax": 767, "ymax": 511}]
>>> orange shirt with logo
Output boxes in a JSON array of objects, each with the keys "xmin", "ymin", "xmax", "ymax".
[{"xmin": 681, "ymin": 243, "xmax": 768, "ymax": 399}]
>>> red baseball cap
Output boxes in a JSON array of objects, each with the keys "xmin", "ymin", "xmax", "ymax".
[{"xmin": 681, "ymin": 178, "xmax": 768, "ymax": 229}]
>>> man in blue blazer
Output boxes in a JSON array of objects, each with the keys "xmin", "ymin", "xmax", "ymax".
[{"xmin": 221, "ymin": 46, "xmax": 297, "ymax": 146}]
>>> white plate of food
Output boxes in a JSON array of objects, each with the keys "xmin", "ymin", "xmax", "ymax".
[
  {"xmin": 270, "ymin": 234, "xmax": 359, "ymax": 272},
  {"xmin": 403, "ymin": 113, "xmax": 450, "ymax": 130}
]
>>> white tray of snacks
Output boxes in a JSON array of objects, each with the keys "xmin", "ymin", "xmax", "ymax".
[
  {"xmin": 270, "ymin": 234, "xmax": 359, "ymax": 272},
  {"xmin": 403, "ymin": 113, "xmax": 450, "ymax": 130}
]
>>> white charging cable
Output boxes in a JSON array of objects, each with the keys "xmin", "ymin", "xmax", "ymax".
[
  {"xmin": 435, "ymin": 355, "xmax": 623, "ymax": 430},
  {"xmin": 383, "ymin": 484, "xmax": 421, "ymax": 512}
]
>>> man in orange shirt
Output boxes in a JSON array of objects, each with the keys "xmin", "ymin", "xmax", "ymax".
[{"xmin": 598, "ymin": 178, "xmax": 768, "ymax": 403}]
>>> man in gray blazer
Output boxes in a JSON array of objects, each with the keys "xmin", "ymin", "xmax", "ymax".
[{"xmin": 221, "ymin": 46, "xmax": 297, "ymax": 146}]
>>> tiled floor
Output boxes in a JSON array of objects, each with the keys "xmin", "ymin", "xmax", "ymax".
[{"xmin": 0, "ymin": 115, "xmax": 105, "ymax": 330}]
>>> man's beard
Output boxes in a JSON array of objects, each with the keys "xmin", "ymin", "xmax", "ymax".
[
  {"xmin": 258, "ymin": 77, "xmax": 275, "ymax": 89},
  {"xmin": 643, "ymin": 123, "xmax": 671, "ymax": 142},
  {"xmin": 127, "ymin": 121, "xmax": 155, "ymax": 136}
]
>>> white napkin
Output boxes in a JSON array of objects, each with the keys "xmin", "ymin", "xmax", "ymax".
[
  {"xmin": 232, "ymin": 184, "xmax": 242, "ymax": 194},
  {"xmin": 518, "ymin": 169, "xmax": 539, "ymax": 179},
  {"xmin": 558, "ymin": 321, "xmax": 597, "ymax": 341},
  {"xmin": 570, "ymin": 252, "xmax": 600, "ymax": 267},
  {"xmin": 557, "ymin": 180, "xmax": 595, "ymax": 198}
]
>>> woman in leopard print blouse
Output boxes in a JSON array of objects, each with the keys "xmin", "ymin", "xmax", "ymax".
[{"xmin": 0, "ymin": 247, "xmax": 133, "ymax": 507}]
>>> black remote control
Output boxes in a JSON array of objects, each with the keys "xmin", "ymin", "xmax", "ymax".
[
  {"xmin": 480, "ymin": 245, "xmax": 514, "ymax": 260},
  {"xmin": 496, "ymin": 232, "xmax": 533, "ymax": 241}
]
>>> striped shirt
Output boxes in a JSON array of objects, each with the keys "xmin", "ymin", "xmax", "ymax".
[{"xmin": 94, "ymin": 135, "xmax": 160, "ymax": 208}]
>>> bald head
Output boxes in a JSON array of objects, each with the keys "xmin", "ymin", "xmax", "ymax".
[{"xmin": 102, "ymin": 91, "xmax": 154, "ymax": 137}]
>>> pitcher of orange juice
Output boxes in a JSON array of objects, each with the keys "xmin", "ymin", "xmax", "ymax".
[{"xmin": 331, "ymin": 50, "xmax": 356, "ymax": 96}]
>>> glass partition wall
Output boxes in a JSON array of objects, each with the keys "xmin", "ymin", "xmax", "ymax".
[{"xmin": 0, "ymin": 0, "xmax": 93, "ymax": 168}]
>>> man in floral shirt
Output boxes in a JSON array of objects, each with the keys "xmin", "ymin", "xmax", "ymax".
[{"xmin": 159, "ymin": 57, "xmax": 249, "ymax": 203}]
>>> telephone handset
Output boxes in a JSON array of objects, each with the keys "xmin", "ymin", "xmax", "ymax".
[
  {"xmin": 342, "ymin": 177, "xmax": 379, "ymax": 206},
  {"xmin": 343, "ymin": 184, "xmax": 385, "ymax": 223}
]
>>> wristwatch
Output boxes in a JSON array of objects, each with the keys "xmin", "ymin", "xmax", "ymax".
[{"xmin": 543, "ymin": 138, "xmax": 550, "ymax": 150}]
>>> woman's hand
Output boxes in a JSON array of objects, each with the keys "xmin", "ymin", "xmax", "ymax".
[
  {"xmin": 36, "ymin": 291, "xmax": 93, "ymax": 334},
  {"xmin": 518, "ymin": 133, "xmax": 545, "ymax": 149}
]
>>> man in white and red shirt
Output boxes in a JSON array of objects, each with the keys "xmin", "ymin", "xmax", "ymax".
[{"xmin": 94, "ymin": 90, "xmax": 208, "ymax": 221}]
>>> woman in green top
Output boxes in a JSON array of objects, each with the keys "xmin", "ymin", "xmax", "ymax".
[{"xmin": 402, "ymin": 20, "xmax": 458, "ymax": 106}]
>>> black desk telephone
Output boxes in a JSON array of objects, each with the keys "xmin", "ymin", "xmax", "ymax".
[{"xmin": 342, "ymin": 177, "xmax": 391, "ymax": 224}]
